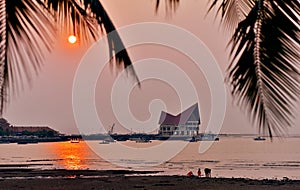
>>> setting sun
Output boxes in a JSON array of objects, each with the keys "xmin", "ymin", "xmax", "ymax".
[{"xmin": 68, "ymin": 35, "xmax": 77, "ymax": 44}]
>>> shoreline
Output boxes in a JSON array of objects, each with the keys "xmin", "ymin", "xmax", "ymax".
[
  {"xmin": 0, "ymin": 169, "xmax": 299, "ymax": 189},
  {"xmin": 0, "ymin": 168, "xmax": 160, "ymax": 178}
]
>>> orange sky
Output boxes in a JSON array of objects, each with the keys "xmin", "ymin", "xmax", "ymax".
[{"xmin": 4, "ymin": 0, "xmax": 300, "ymax": 135}]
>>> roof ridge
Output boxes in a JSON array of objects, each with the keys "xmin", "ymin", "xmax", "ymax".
[{"xmin": 158, "ymin": 103, "xmax": 200, "ymax": 125}]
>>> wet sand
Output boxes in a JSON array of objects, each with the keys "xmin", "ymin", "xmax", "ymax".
[{"xmin": 0, "ymin": 169, "xmax": 299, "ymax": 190}]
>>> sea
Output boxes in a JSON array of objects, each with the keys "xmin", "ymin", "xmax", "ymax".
[{"xmin": 0, "ymin": 136, "xmax": 299, "ymax": 180}]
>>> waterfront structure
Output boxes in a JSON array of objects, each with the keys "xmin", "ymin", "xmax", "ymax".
[
  {"xmin": 158, "ymin": 103, "xmax": 200, "ymax": 138},
  {"xmin": 0, "ymin": 118, "xmax": 58, "ymax": 136},
  {"xmin": 10, "ymin": 126, "xmax": 58, "ymax": 136}
]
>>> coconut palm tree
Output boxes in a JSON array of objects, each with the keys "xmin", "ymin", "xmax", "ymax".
[
  {"xmin": 157, "ymin": 0, "xmax": 299, "ymax": 136},
  {"xmin": 208, "ymin": 0, "xmax": 299, "ymax": 137},
  {"xmin": 0, "ymin": 0, "xmax": 136, "ymax": 115}
]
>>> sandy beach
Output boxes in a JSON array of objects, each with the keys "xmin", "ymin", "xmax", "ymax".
[{"xmin": 0, "ymin": 169, "xmax": 299, "ymax": 190}]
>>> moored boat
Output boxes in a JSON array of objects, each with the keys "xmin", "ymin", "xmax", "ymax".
[
  {"xmin": 70, "ymin": 138, "xmax": 80, "ymax": 143},
  {"xmin": 254, "ymin": 136, "xmax": 266, "ymax": 141},
  {"xmin": 99, "ymin": 140, "xmax": 110, "ymax": 144}
]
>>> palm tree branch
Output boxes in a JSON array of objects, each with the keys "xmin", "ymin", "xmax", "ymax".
[
  {"xmin": 2, "ymin": 0, "xmax": 55, "ymax": 114},
  {"xmin": 227, "ymin": 0, "xmax": 300, "ymax": 136},
  {"xmin": 207, "ymin": 0, "xmax": 255, "ymax": 32},
  {"xmin": 86, "ymin": 0, "xmax": 139, "ymax": 82},
  {"xmin": 39, "ymin": 0, "xmax": 139, "ymax": 82},
  {"xmin": 1, "ymin": 0, "xmax": 139, "ymax": 115},
  {"xmin": 155, "ymin": 0, "xmax": 179, "ymax": 13}
]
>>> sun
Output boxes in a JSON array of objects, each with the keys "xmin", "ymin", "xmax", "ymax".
[{"xmin": 68, "ymin": 35, "xmax": 77, "ymax": 44}]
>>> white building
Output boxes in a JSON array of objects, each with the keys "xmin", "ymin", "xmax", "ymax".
[{"xmin": 158, "ymin": 103, "xmax": 200, "ymax": 137}]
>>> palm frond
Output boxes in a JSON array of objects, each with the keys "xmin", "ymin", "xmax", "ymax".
[
  {"xmin": 40, "ymin": 0, "xmax": 139, "ymax": 83},
  {"xmin": 37, "ymin": 0, "xmax": 99, "ymax": 44},
  {"xmin": 1, "ymin": 0, "xmax": 55, "ymax": 114},
  {"xmin": 208, "ymin": 0, "xmax": 254, "ymax": 32},
  {"xmin": 155, "ymin": 0, "xmax": 179, "ymax": 13},
  {"xmin": 0, "ymin": 0, "xmax": 139, "ymax": 115},
  {"xmin": 226, "ymin": 0, "xmax": 300, "ymax": 136}
]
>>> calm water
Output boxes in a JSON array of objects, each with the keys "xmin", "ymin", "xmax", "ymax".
[{"xmin": 0, "ymin": 137, "xmax": 299, "ymax": 179}]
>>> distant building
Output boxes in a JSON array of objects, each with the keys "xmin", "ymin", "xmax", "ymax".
[
  {"xmin": 158, "ymin": 103, "xmax": 200, "ymax": 137},
  {"xmin": 0, "ymin": 118, "xmax": 58, "ymax": 136},
  {"xmin": 10, "ymin": 126, "xmax": 58, "ymax": 136}
]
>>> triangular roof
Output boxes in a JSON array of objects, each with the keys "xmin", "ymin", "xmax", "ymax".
[{"xmin": 158, "ymin": 103, "xmax": 200, "ymax": 125}]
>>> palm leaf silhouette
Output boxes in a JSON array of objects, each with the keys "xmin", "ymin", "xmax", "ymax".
[
  {"xmin": 155, "ymin": 0, "xmax": 179, "ymax": 13},
  {"xmin": 208, "ymin": 0, "xmax": 300, "ymax": 136},
  {"xmin": 207, "ymin": 0, "xmax": 254, "ymax": 31},
  {"xmin": 157, "ymin": 0, "xmax": 300, "ymax": 136},
  {"xmin": 0, "ymin": 0, "xmax": 138, "ymax": 115},
  {"xmin": 1, "ymin": 0, "xmax": 55, "ymax": 114}
]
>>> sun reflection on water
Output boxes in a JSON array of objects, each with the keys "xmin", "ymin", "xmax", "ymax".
[{"xmin": 51, "ymin": 141, "xmax": 90, "ymax": 170}]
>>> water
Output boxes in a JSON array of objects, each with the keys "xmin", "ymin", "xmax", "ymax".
[{"xmin": 0, "ymin": 137, "xmax": 299, "ymax": 179}]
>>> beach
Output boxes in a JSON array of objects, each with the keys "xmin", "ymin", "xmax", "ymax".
[
  {"xmin": 0, "ymin": 169, "xmax": 300, "ymax": 190},
  {"xmin": 1, "ymin": 138, "xmax": 300, "ymax": 189},
  {"xmin": 1, "ymin": 138, "xmax": 300, "ymax": 178}
]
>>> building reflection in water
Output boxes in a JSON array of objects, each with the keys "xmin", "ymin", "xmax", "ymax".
[{"xmin": 51, "ymin": 141, "xmax": 91, "ymax": 170}]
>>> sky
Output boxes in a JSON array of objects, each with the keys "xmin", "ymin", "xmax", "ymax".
[{"xmin": 4, "ymin": 0, "xmax": 300, "ymax": 135}]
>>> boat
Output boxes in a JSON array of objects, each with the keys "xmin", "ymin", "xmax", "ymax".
[
  {"xmin": 198, "ymin": 133, "xmax": 219, "ymax": 141},
  {"xmin": 70, "ymin": 138, "xmax": 80, "ymax": 143},
  {"xmin": 0, "ymin": 139, "xmax": 10, "ymax": 144},
  {"xmin": 104, "ymin": 137, "xmax": 116, "ymax": 143},
  {"xmin": 254, "ymin": 136, "xmax": 266, "ymax": 141},
  {"xmin": 17, "ymin": 141, "xmax": 28, "ymax": 145},
  {"xmin": 28, "ymin": 139, "xmax": 38, "ymax": 144},
  {"xmin": 0, "ymin": 141, "xmax": 10, "ymax": 144},
  {"xmin": 134, "ymin": 137, "xmax": 152, "ymax": 143},
  {"xmin": 99, "ymin": 140, "xmax": 110, "ymax": 144},
  {"xmin": 17, "ymin": 138, "xmax": 38, "ymax": 144},
  {"xmin": 184, "ymin": 137, "xmax": 197, "ymax": 142},
  {"xmin": 99, "ymin": 137, "xmax": 116, "ymax": 144},
  {"xmin": 115, "ymin": 136, "xmax": 129, "ymax": 141}
]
